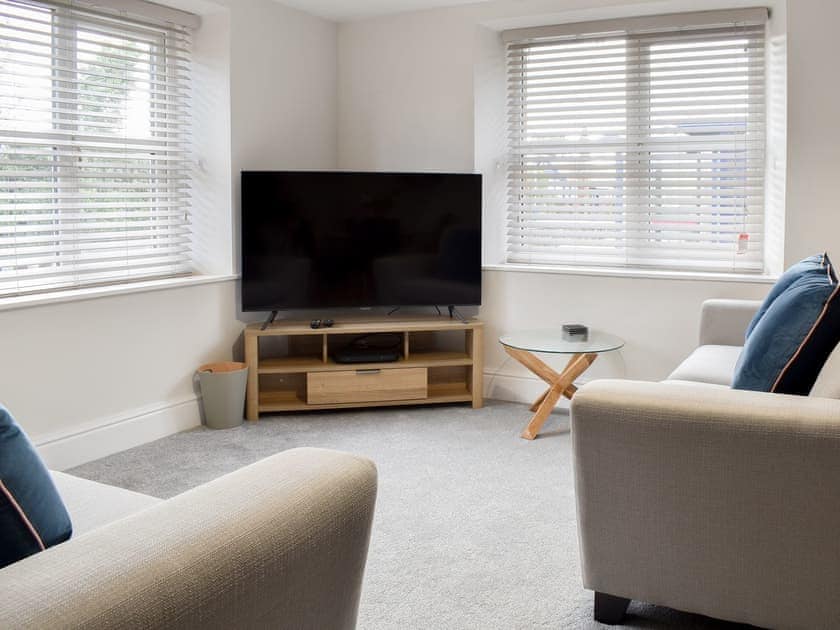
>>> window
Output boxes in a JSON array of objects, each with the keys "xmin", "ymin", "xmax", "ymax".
[
  {"xmin": 0, "ymin": 0, "xmax": 193, "ymax": 298},
  {"xmin": 504, "ymin": 9, "xmax": 773, "ymax": 273}
]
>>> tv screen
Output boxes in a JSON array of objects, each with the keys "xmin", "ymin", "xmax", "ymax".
[{"xmin": 241, "ymin": 171, "xmax": 482, "ymax": 311}]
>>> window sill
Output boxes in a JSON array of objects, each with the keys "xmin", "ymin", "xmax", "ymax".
[
  {"xmin": 482, "ymin": 263, "xmax": 778, "ymax": 284},
  {"xmin": 0, "ymin": 274, "xmax": 239, "ymax": 313}
]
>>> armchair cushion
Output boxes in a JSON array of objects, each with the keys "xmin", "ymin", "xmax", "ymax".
[
  {"xmin": 667, "ymin": 345, "xmax": 742, "ymax": 386},
  {"xmin": 51, "ymin": 472, "xmax": 161, "ymax": 537},
  {"xmin": 733, "ymin": 261, "xmax": 840, "ymax": 395},
  {"xmin": 0, "ymin": 405, "xmax": 72, "ymax": 569},
  {"xmin": 810, "ymin": 341, "xmax": 840, "ymax": 398},
  {"xmin": 745, "ymin": 253, "xmax": 828, "ymax": 338}
]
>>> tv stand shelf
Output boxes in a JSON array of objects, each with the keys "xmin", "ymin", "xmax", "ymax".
[{"xmin": 244, "ymin": 316, "xmax": 483, "ymax": 419}]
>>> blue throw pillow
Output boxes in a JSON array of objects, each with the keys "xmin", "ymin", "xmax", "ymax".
[
  {"xmin": 0, "ymin": 405, "xmax": 72, "ymax": 568},
  {"xmin": 733, "ymin": 258, "xmax": 840, "ymax": 394},
  {"xmin": 744, "ymin": 253, "xmax": 828, "ymax": 339}
]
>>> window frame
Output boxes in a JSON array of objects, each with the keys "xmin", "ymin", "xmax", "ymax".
[
  {"xmin": 0, "ymin": 0, "xmax": 194, "ymax": 299},
  {"xmin": 502, "ymin": 12, "xmax": 774, "ymax": 277}
]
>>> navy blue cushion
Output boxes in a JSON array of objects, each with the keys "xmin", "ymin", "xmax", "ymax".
[
  {"xmin": 733, "ymin": 258, "xmax": 840, "ymax": 394},
  {"xmin": 0, "ymin": 405, "xmax": 72, "ymax": 569},
  {"xmin": 744, "ymin": 253, "xmax": 828, "ymax": 339}
]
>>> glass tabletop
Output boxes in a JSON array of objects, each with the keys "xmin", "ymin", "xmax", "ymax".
[{"xmin": 499, "ymin": 329, "xmax": 625, "ymax": 354}]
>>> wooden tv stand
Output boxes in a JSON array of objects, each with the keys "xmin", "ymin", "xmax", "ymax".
[{"xmin": 243, "ymin": 317, "xmax": 483, "ymax": 419}]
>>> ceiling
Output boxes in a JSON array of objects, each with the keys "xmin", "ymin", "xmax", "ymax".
[{"xmin": 275, "ymin": 0, "xmax": 494, "ymax": 21}]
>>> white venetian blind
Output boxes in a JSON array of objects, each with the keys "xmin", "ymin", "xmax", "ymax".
[
  {"xmin": 0, "ymin": 0, "xmax": 194, "ymax": 297},
  {"xmin": 505, "ymin": 9, "xmax": 768, "ymax": 272}
]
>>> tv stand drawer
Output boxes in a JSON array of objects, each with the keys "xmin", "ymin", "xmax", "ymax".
[{"xmin": 307, "ymin": 367, "xmax": 427, "ymax": 405}]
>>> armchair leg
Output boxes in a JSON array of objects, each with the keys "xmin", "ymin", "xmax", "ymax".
[{"xmin": 594, "ymin": 592, "xmax": 630, "ymax": 624}]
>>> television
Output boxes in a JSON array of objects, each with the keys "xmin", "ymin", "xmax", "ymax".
[{"xmin": 240, "ymin": 171, "xmax": 482, "ymax": 311}]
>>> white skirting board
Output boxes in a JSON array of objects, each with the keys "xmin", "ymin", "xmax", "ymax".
[
  {"xmin": 33, "ymin": 372, "xmax": 564, "ymax": 471},
  {"xmin": 484, "ymin": 370, "xmax": 573, "ymax": 411},
  {"xmin": 35, "ymin": 397, "xmax": 202, "ymax": 471}
]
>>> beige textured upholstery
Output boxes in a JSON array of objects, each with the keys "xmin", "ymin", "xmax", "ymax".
[
  {"xmin": 666, "ymin": 344, "xmax": 742, "ymax": 386},
  {"xmin": 698, "ymin": 298, "xmax": 761, "ymax": 346},
  {"xmin": 810, "ymin": 341, "xmax": 840, "ymax": 397},
  {"xmin": 0, "ymin": 448, "xmax": 377, "ymax": 630},
  {"xmin": 571, "ymin": 298, "xmax": 840, "ymax": 629},
  {"xmin": 51, "ymin": 471, "xmax": 162, "ymax": 536},
  {"xmin": 572, "ymin": 381, "xmax": 840, "ymax": 629}
]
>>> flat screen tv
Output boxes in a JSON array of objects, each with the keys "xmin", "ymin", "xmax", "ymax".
[{"xmin": 240, "ymin": 171, "xmax": 482, "ymax": 311}]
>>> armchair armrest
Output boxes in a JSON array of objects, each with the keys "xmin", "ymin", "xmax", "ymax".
[
  {"xmin": 0, "ymin": 448, "xmax": 377, "ymax": 630},
  {"xmin": 699, "ymin": 298, "xmax": 761, "ymax": 346},
  {"xmin": 570, "ymin": 380, "xmax": 840, "ymax": 629}
]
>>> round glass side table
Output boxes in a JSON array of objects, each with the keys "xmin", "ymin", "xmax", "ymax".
[{"xmin": 499, "ymin": 329, "xmax": 624, "ymax": 440}]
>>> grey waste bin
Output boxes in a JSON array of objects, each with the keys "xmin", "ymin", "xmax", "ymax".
[{"xmin": 197, "ymin": 362, "xmax": 248, "ymax": 429}]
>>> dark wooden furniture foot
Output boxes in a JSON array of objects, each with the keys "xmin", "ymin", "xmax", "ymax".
[{"xmin": 594, "ymin": 592, "xmax": 631, "ymax": 624}]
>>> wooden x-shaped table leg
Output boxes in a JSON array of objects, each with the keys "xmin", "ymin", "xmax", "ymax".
[{"xmin": 503, "ymin": 346, "xmax": 598, "ymax": 440}]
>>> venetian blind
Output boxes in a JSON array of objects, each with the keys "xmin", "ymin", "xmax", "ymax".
[
  {"xmin": 0, "ymin": 0, "xmax": 194, "ymax": 297},
  {"xmin": 505, "ymin": 9, "xmax": 768, "ymax": 272}
]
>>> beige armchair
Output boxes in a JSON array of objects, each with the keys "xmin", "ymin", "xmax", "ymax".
[
  {"xmin": 571, "ymin": 300, "xmax": 840, "ymax": 629},
  {"xmin": 0, "ymin": 448, "xmax": 377, "ymax": 630}
]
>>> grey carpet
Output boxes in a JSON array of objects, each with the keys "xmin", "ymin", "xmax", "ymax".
[{"xmin": 69, "ymin": 401, "xmax": 752, "ymax": 629}]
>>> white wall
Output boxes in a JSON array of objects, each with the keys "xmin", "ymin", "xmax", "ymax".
[
  {"xmin": 481, "ymin": 271, "xmax": 766, "ymax": 406},
  {"xmin": 230, "ymin": 1, "xmax": 338, "ymax": 175},
  {"xmin": 0, "ymin": 0, "xmax": 338, "ymax": 469},
  {"xmin": 785, "ymin": 0, "xmax": 840, "ymax": 264},
  {"xmin": 336, "ymin": 0, "xmax": 840, "ymax": 400},
  {"xmin": 338, "ymin": 10, "xmax": 473, "ymax": 171},
  {"xmin": 7, "ymin": 281, "xmax": 242, "ymax": 470},
  {"xmin": 191, "ymin": 7, "xmax": 233, "ymax": 276}
]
